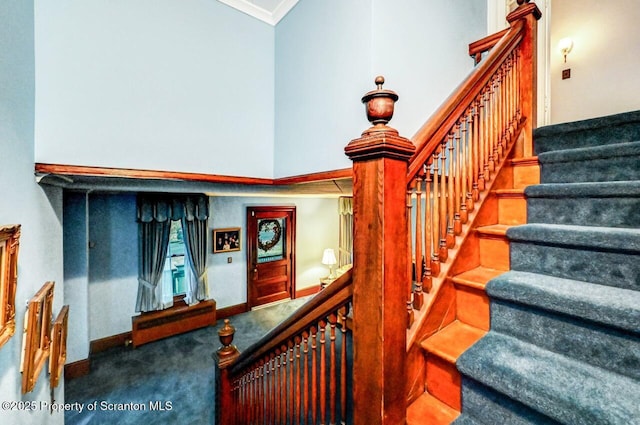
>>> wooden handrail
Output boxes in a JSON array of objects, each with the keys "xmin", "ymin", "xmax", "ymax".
[
  {"xmin": 229, "ymin": 267, "xmax": 353, "ymax": 375},
  {"xmin": 407, "ymin": 19, "xmax": 524, "ymax": 183},
  {"xmin": 468, "ymin": 28, "xmax": 510, "ymax": 64}
]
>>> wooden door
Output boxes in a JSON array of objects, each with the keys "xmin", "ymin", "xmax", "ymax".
[{"xmin": 246, "ymin": 206, "xmax": 296, "ymax": 309}]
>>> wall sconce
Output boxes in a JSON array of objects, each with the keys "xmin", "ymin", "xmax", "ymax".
[
  {"xmin": 322, "ymin": 248, "xmax": 337, "ymax": 278},
  {"xmin": 558, "ymin": 37, "xmax": 573, "ymax": 63}
]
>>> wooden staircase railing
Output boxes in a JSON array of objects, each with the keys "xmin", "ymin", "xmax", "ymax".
[
  {"xmin": 214, "ymin": 2, "xmax": 540, "ymax": 424},
  {"xmin": 215, "ymin": 267, "xmax": 353, "ymax": 425},
  {"xmin": 405, "ymin": 0, "xmax": 540, "ymax": 344}
]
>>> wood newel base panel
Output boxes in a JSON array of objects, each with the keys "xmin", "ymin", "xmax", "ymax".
[
  {"xmin": 214, "ymin": 349, "xmax": 240, "ymax": 425},
  {"xmin": 351, "ymin": 158, "xmax": 410, "ymax": 425}
]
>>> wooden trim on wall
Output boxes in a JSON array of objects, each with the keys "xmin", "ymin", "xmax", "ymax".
[
  {"xmin": 64, "ymin": 358, "xmax": 91, "ymax": 380},
  {"xmin": 295, "ymin": 285, "xmax": 320, "ymax": 298},
  {"xmin": 35, "ymin": 163, "xmax": 351, "ymax": 187},
  {"xmin": 90, "ymin": 331, "xmax": 132, "ymax": 354},
  {"xmin": 216, "ymin": 303, "xmax": 249, "ymax": 320}
]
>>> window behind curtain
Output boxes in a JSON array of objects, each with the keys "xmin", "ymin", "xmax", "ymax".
[{"xmin": 160, "ymin": 220, "xmax": 186, "ymax": 307}]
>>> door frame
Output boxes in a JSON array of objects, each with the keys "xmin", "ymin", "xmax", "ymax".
[{"xmin": 246, "ymin": 206, "xmax": 296, "ymax": 309}]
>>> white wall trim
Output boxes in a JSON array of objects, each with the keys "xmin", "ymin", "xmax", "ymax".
[{"xmin": 217, "ymin": 0, "xmax": 299, "ymax": 25}]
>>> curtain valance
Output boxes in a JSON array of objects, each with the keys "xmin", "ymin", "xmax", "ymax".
[{"xmin": 137, "ymin": 194, "xmax": 209, "ymax": 223}]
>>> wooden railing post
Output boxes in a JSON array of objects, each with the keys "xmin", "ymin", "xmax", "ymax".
[
  {"xmin": 507, "ymin": 0, "xmax": 541, "ymax": 157},
  {"xmin": 345, "ymin": 76, "xmax": 415, "ymax": 425},
  {"xmin": 214, "ymin": 319, "xmax": 240, "ymax": 425}
]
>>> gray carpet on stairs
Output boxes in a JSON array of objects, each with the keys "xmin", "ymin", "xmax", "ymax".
[
  {"xmin": 456, "ymin": 110, "xmax": 640, "ymax": 425},
  {"xmin": 65, "ymin": 297, "xmax": 309, "ymax": 425}
]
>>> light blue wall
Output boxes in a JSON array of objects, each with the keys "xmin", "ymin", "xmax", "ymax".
[
  {"xmin": 274, "ymin": 0, "xmax": 487, "ymax": 177},
  {"xmin": 34, "ymin": 0, "xmax": 275, "ymax": 178},
  {"xmin": 274, "ymin": 0, "xmax": 372, "ymax": 177},
  {"xmin": 88, "ymin": 194, "xmax": 138, "ymax": 340},
  {"xmin": 63, "ymin": 193, "xmax": 89, "ymax": 363},
  {"xmin": 0, "ymin": 0, "xmax": 64, "ymax": 423}
]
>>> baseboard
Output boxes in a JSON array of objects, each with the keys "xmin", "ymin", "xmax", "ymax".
[
  {"xmin": 90, "ymin": 331, "xmax": 133, "ymax": 354},
  {"xmin": 296, "ymin": 285, "xmax": 321, "ymax": 298},
  {"xmin": 216, "ymin": 303, "xmax": 248, "ymax": 320},
  {"xmin": 64, "ymin": 358, "xmax": 91, "ymax": 380}
]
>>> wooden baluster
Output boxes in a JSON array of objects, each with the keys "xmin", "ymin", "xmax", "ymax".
[
  {"xmin": 460, "ymin": 113, "xmax": 470, "ymax": 224},
  {"xmin": 268, "ymin": 355, "xmax": 275, "ymax": 425},
  {"xmin": 446, "ymin": 132, "xmax": 455, "ymax": 248},
  {"xmin": 487, "ymin": 84, "xmax": 495, "ymax": 177},
  {"xmin": 406, "ymin": 187, "xmax": 414, "ymax": 329},
  {"xmin": 493, "ymin": 73, "xmax": 501, "ymax": 164},
  {"xmin": 302, "ymin": 333, "xmax": 310, "ymax": 425},
  {"xmin": 289, "ymin": 342, "xmax": 295, "ymax": 424},
  {"xmin": 339, "ymin": 306, "xmax": 349, "ymax": 425},
  {"xmin": 319, "ymin": 320, "xmax": 327, "ymax": 425},
  {"xmin": 439, "ymin": 141, "xmax": 449, "ymax": 262},
  {"xmin": 311, "ymin": 327, "xmax": 318, "ymax": 425},
  {"xmin": 280, "ymin": 349, "xmax": 287, "ymax": 424},
  {"xmin": 453, "ymin": 123, "xmax": 462, "ymax": 235},
  {"xmin": 329, "ymin": 314, "xmax": 338, "ymax": 425},
  {"xmin": 294, "ymin": 337, "xmax": 302, "ymax": 425},
  {"xmin": 477, "ymin": 93, "xmax": 486, "ymax": 192},
  {"xmin": 275, "ymin": 353, "xmax": 281, "ymax": 424},
  {"xmin": 413, "ymin": 174, "xmax": 424, "ymax": 309},
  {"xmin": 469, "ymin": 103, "xmax": 478, "ymax": 206},
  {"xmin": 423, "ymin": 162, "xmax": 434, "ymax": 293},
  {"xmin": 500, "ymin": 65, "xmax": 508, "ymax": 155},
  {"xmin": 430, "ymin": 152, "xmax": 441, "ymax": 276}
]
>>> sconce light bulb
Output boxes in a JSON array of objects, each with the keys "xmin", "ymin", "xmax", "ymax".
[{"xmin": 558, "ymin": 37, "xmax": 574, "ymax": 63}]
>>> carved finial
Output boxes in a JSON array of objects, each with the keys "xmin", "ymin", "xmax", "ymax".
[
  {"xmin": 217, "ymin": 319, "xmax": 238, "ymax": 358},
  {"xmin": 361, "ymin": 75, "xmax": 399, "ymax": 128},
  {"xmin": 516, "ymin": 0, "xmax": 528, "ymax": 5}
]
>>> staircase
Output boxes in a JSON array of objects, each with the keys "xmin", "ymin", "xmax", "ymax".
[
  {"xmin": 454, "ymin": 110, "xmax": 640, "ymax": 424},
  {"xmin": 407, "ymin": 132, "xmax": 539, "ymax": 424}
]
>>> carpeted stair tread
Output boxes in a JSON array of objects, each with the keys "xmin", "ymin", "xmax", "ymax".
[
  {"xmin": 407, "ymin": 392, "xmax": 460, "ymax": 425},
  {"xmin": 452, "ymin": 267, "xmax": 505, "ymax": 291},
  {"xmin": 533, "ymin": 109, "xmax": 640, "ymax": 154},
  {"xmin": 421, "ymin": 321, "xmax": 485, "ymax": 364},
  {"xmin": 538, "ymin": 140, "xmax": 640, "ymax": 164},
  {"xmin": 457, "ymin": 332, "xmax": 640, "ymax": 425},
  {"xmin": 457, "ymin": 378, "xmax": 562, "ymax": 425},
  {"xmin": 525, "ymin": 180, "xmax": 640, "ymax": 198},
  {"xmin": 507, "ymin": 223, "xmax": 640, "ymax": 253},
  {"xmin": 487, "ymin": 271, "xmax": 640, "ymax": 335}
]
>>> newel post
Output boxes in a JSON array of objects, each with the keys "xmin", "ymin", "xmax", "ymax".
[
  {"xmin": 214, "ymin": 319, "xmax": 240, "ymax": 425},
  {"xmin": 345, "ymin": 76, "xmax": 415, "ymax": 425},
  {"xmin": 507, "ymin": 0, "xmax": 541, "ymax": 157}
]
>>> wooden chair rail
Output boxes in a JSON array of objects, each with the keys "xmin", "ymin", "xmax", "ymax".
[
  {"xmin": 407, "ymin": 19, "xmax": 524, "ymax": 182},
  {"xmin": 230, "ymin": 267, "xmax": 352, "ymax": 375}
]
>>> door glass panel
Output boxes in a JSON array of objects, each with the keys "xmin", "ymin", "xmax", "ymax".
[{"xmin": 257, "ymin": 218, "xmax": 285, "ymax": 263}]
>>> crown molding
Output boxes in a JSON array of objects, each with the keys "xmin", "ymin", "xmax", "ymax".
[{"xmin": 217, "ymin": 0, "xmax": 299, "ymax": 26}]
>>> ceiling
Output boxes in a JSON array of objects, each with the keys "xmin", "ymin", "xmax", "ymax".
[{"xmin": 217, "ymin": 0, "xmax": 299, "ymax": 25}]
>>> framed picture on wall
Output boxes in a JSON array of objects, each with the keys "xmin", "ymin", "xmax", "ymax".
[{"xmin": 213, "ymin": 228, "xmax": 241, "ymax": 253}]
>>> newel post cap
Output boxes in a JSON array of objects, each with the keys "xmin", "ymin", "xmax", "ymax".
[
  {"xmin": 214, "ymin": 319, "xmax": 240, "ymax": 367},
  {"xmin": 345, "ymin": 76, "xmax": 415, "ymax": 162}
]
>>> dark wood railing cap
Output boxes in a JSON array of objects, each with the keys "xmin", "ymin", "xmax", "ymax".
[{"xmin": 345, "ymin": 76, "xmax": 415, "ymax": 162}]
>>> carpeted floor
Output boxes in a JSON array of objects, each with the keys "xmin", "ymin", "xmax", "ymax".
[{"xmin": 65, "ymin": 297, "xmax": 310, "ymax": 425}]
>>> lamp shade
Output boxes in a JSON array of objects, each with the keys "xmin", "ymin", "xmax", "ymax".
[{"xmin": 322, "ymin": 248, "xmax": 337, "ymax": 266}]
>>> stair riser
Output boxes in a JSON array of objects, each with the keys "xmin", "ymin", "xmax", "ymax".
[
  {"xmin": 498, "ymin": 196, "xmax": 527, "ymax": 225},
  {"xmin": 490, "ymin": 300, "xmax": 640, "ymax": 379},
  {"xmin": 456, "ymin": 286, "xmax": 490, "ymax": 331},
  {"xmin": 527, "ymin": 196, "xmax": 640, "ymax": 228},
  {"xmin": 512, "ymin": 164, "xmax": 540, "ymax": 189},
  {"xmin": 456, "ymin": 377, "xmax": 560, "ymax": 425},
  {"xmin": 478, "ymin": 236, "xmax": 510, "ymax": 270},
  {"xmin": 510, "ymin": 241, "xmax": 640, "ymax": 291},
  {"xmin": 540, "ymin": 155, "xmax": 640, "ymax": 183},
  {"xmin": 426, "ymin": 355, "xmax": 461, "ymax": 411}
]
